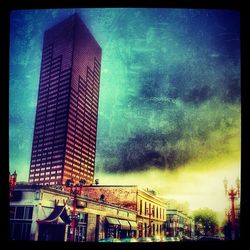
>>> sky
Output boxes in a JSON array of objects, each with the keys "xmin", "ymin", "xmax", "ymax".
[{"xmin": 10, "ymin": 9, "xmax": 241, "ymax": 217}]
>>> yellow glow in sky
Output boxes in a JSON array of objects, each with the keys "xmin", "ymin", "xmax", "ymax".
[{"xmin": 96, "ymin": 158, "xmax": 240, "ymax": 222}]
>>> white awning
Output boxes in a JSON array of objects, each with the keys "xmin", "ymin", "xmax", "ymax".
[
  {"xmin": 106, "ymin": 217, "xmax": 120, "ymax": 225},
  {"xmin": 119, "ymin": 219, "xmax": 130, "ymax": 230},
  {"xmin": 128, "ymin": 220, "xmax": 138, "ymax": 230}
]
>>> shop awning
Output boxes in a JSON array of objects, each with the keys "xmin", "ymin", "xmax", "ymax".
[
  {"xmin": 119, "ymin": 219, "xmax": 130, "ymax": 230},
  {"xmin": 37, "ymin": 206, "xmax": 71, "ymax": 224},
  {"xmin": 128, "ymin": 220, "xmax": 138, "ymax": 230},
  {"xmin": 106, "ymin": 217, "xmax": 120, "ymax": 225}
]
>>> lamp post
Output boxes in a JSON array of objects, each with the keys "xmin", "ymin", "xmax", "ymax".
[
  {"xmin": 225, "ymin": 209, "xmax": 231, "ymax": 224},
  {"xmin": 223, "ymin": 177, "xmax": 240, "ymax": 240},
  {"xmin": 9, "ymin": 171, "xmax": 17, "ymax": 199},
  {"xmin": 65, "ymin": 178, "xmax": 86, "ymax": 242}
]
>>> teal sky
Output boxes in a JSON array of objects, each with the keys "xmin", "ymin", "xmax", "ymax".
[{"xmin": 10, "ymin": 8, "xmax": 240, "ymax": 186}]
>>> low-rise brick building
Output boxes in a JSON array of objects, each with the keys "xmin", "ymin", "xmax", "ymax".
[
  {"xmin": 10, "ymin": 183, "xmax": 137, "ymax": 242},
  {"xmin": 165, "ymin": 209, "xmax": 195, "ymax": 238},
  {"xmin": 81, "ymin": 185, "xmax": 168, "ymax": 238}
]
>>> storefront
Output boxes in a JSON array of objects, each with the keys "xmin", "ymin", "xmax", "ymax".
[
  {"xmin": 10, "ymin": 185, "xmax": 138, "ymax": 242},
  {"xmin": 105, "ymin": 217, "xmax": 120, "ymax": 238},
  {"xmin": 128, "ymin": 220, "xmax": 137, "ymax": 237},
  {"xmin": 104, "ymin": 217, "xmax": 138, "ymax": 239},
  {"xmin": 119, "ymin": 219, "xmax": 130, "ymax": 238},
  {"xmin": 37, "ymin": 205, "xmax": 70, "ymax": 241},
  {"xmin": 138, "ymin": 221, "xmax": 143, "ymax": 237},
  {"xmin": 66, "ymin": 213, "xmax": 88, "ymax": 242},
  {"xmin": 10, "ymin": 205, "xmax": 33, "ymax": 240}
]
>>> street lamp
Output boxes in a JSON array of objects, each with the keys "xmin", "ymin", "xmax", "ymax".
[
  {"xmin": 223, "ymin": 177, "xmax": 240, "ymax": 240},
  {"xmin": 65, "ymin": 178, "xmax": 86, "ymax": 242},
  {"xmin": 9, "ymin": 171, "xmax": 17, "ymax": 199},
  {"xmin": 225, "ymin": 209, "xmax": 231, "ymax": 224}
]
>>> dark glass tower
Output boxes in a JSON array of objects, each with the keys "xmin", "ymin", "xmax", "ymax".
[{"xmin": 29, "ymin": 14, "xmax": 101, "ymax": 186}]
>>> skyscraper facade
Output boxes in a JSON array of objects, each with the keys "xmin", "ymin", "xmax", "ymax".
[{"xmin": 29, "ymin": 14, "xmax": 102, "ymax": 186}]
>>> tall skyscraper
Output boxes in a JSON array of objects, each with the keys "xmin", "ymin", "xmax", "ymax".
[{"xmin": 29, "ymin": 14, "xmax": 102, "ymax": 186}]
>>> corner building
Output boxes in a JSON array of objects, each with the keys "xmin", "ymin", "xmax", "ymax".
[
  {"xmin": 81, "ymin": 185, "xmax": 167, "ymax": 238},
  {"xmin": 29, "ymin": 14, "xmax": 102, "ymax": 186}
]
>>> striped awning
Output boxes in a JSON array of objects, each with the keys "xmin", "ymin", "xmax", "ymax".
[
  {"xmin": 119, "ymin": 219, "xmax": 130, "ymax": 230},
  {"xmin": 37, "ymin": 205, "xmax": 71, "ymax": 224},
  {"xmin": 128, "ymin": 220, "xmax": 138, "ymax": 230}
]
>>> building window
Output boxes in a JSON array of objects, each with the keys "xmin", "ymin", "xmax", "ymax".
[
  {"xmin": 145, "ymin": 202, "xmax": 147, "ymax": 215},
  {"xmin": 149, "ymin": 203, "xmax": 151, "ymax": 217},
  {"xmin": 10, "ymin": 222, "xmax": 31, "ymax": 240},
  {"xmin": 10, "ymin": 206, "xmax": 33, "ymax": 220},
  {"xmin": 139, "ymin": 200, "xmax": 142, "ymax": 215}
]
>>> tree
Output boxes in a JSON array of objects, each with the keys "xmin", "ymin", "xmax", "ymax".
[{"xmin": 193, "ymin": 208, "xmax": 219, "ymax": 236}]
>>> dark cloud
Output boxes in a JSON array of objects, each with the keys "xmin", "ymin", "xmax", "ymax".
[
  {"xmin": 10, "ymin": 9, "xmax": 240, "ymax": 179},
  {"xmin": 101, "ymin": 130, "xmax": 194, "ymax": 173},
  {"xmin": 224, "ymin": 78, "xmax": 241, "ymax": 103},
  {"xmin": 140, "ymin": 72, "xmax": 167, "ymax": 99},
  {"xmin": 182, "ymin": 85, "xmax": 214, "ymax": 104},
  {"xmin": 97, "ymin": 94, "xmax": 240, "ymax": 173}
]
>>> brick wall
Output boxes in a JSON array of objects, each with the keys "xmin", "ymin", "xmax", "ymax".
[{"xmin": 82, "ymin": 186, "xmax": 138, "ymax": 210}]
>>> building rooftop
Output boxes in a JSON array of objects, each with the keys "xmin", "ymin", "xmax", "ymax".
[{"xmin": 13, "ymin": 183, "xmax": 137, "ymax": 213}]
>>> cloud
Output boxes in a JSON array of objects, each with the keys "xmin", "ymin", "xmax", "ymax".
[
  {"xmin": 96, "ymin": 97, "xmax": 240, "ymax": 173},
  {"xmin": 95, "ymin": 158, "xmax": 241, "ymax": 214},
  {"xmin": 9, "ymin": 9, "xmax": 240, "ymax": 182},
  {"xmin": 94, "ymin": 9, "xmax": 240, "ymax": 174}
]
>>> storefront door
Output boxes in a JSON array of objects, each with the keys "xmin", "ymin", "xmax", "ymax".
[{"xmin": 38, "ymin": 224, "xmax": 65, "ymax": 241}]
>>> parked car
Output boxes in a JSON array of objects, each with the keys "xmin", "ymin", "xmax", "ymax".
[
  {"xmin": 198, "ymin": 236, "xmax": 222, "ymax": 241},
  {"xmin": 173, "ymin": 236, "xmax": 181, "ymax": 241},
  {"xmin": 137, "ymin": 237, "xmax": 152, "ymax": 242},
  {"xmin": 162, "ymin": 237, "xmax": 175, "ymax": 242},
  {"xmin": 181, "ymin": 235, "xmax": 192, "ymax": 241},
  {"xmin": 98, "ymin": 237, "xmax": 121, "ymax": 242},
  {"xmin": 120, "ymin": 237, "xmax": 137, "ymax": 243},
  {"xmin": 151, "ymin": 235, "xmax": 162, "ymax": 242},
  {"xmin": 192, "ymin": 236, "xmax": 199, "ymax": 241}
]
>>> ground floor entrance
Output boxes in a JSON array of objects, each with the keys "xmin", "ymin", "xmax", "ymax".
[{"xmin": 38, "ymin": 224, "xmax": 66, "ymax": 241}]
